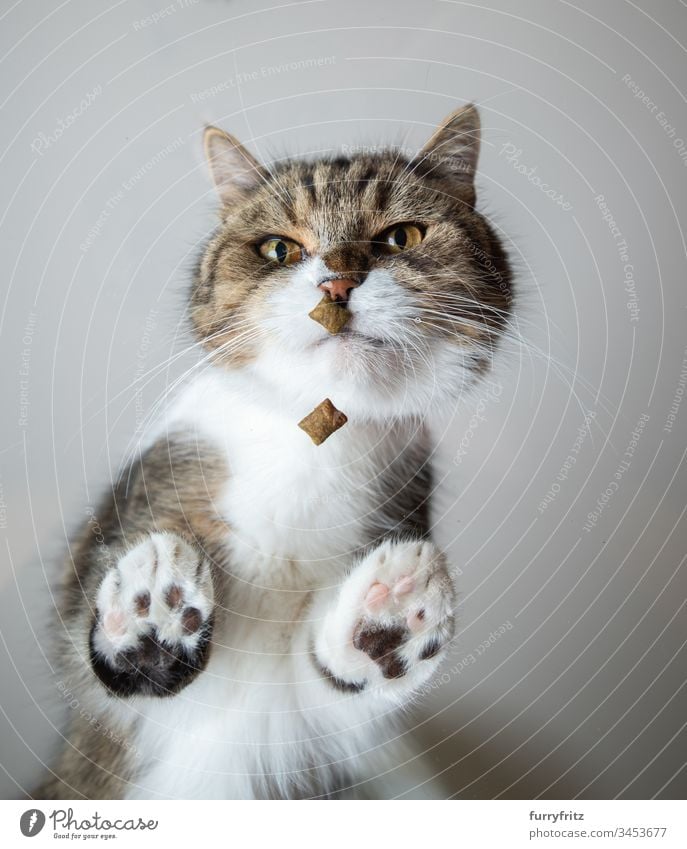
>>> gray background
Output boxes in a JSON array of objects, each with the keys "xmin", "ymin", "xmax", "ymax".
[{"xmin": 1, "ymin": 0, "xmax": 686, "ymax": 799}]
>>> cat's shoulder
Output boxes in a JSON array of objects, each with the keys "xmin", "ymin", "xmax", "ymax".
[{"xmin": 141, "ymin": 366, "xmax": 239, "ymax": 451}]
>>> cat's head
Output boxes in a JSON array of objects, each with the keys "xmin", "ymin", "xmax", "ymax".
[{"xmin": 192, "ymin": 104, "xmax": 511, "ymax": 422}]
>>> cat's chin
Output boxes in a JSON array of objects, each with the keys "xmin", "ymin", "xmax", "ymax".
[{"xmin": 246, "ymin": 337, "xmax": 471, "ymax": 424}]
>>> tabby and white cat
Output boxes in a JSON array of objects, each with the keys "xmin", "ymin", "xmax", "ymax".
[{"xmin": 39, "ymin": 104, "xmax": 511, "ymax": 799}]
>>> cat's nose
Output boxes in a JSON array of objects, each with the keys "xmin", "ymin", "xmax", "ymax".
[{"xmin": 317, "ymin": 277, "xmax": 360, "ymax": 303}]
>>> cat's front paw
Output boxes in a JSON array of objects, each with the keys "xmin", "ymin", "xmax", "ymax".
[
  {"xmin": 89, "ymin": 532, "xmax": 214, "ymax": 697},
  {"xmin": 316, "ymin": 540, "xmax": 455, "ymax": 697}
]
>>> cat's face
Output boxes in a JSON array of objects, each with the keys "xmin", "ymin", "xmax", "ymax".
[{"xmin": 192, "ymin": 105, "xmax": 511, "ymax": 422}]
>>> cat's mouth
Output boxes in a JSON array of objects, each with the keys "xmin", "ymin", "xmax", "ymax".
[{"xmin": 314, "ymin": 326, "xmax": 386, "ymax": 349}]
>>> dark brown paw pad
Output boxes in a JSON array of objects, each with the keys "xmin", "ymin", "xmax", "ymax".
[
  {"xmin": 165, "ymin": 584, "xmax": 184, "ymax": 609},
  {"xmin": 181, "ymin": 606, "xmax": 203, "ymax": 634},
  {"xmin": 89, "ymin": 618, "xmax": 212, "ymax": 698},
  {"xmin": 353, "ymin": 622, "xmax": 409, "ymax": 679},
  {"xmin": 134, "ymin": 591, "xmax": 151, "ymax": 616}
]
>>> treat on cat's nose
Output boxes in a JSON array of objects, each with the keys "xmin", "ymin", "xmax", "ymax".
[
  {"xmin": 308, "ymin": 294, "xmax": 351, "ymax": 335},
  {"xmin": 298, "ymin": 398, "xmax": 348, "ymax": 445}
]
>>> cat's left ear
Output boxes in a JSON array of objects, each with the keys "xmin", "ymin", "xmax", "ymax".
[
  {"xmin": 418, "ymin": 103, "xmax": 480, "ymax": 202},
  {"xmin": 203, "ymin": 126, "xmax": 267, "ymax": 206}
]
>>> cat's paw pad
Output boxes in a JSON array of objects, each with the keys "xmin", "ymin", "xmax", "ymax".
[
  {"xmin": 351, "ymin": 540, "xmax": 454, "ymax": 679},
  {"xmin": 89, "ymin": 532, "xmax": 214, "ymax": 696},
  {"xmin": 318, "ymin": 540, "xmax": 454, "ymax": 692}
]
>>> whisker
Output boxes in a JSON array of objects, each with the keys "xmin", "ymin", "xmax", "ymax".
[{"xmin": 116, "ymin": 326, "xmax": 269, "ymax": 474}]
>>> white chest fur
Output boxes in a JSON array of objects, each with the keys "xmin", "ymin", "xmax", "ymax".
[
  {"xmin": 159, "ymin": 367, "xmax": 417, "ymax": 582},
  {"xmin": 126, "ymin": 367, "xmax": 426, "ymax": 799}
]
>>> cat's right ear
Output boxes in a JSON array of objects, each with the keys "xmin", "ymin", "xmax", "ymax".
[
  {"xmin": 417, "ymin": 104, "xmax": 480, "ymax": 206},
  {"xmin": 203, "ymin": 127, "xmax": 266, "ymax": 206}
]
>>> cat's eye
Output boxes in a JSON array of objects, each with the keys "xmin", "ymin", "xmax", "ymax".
[
  {"xmin": 375, "ymin": 223, "xmax": 425, "ymax": 254},
  {"xmin": 258, "ymin": 237, "xmax": 303, "ymax": 266}
]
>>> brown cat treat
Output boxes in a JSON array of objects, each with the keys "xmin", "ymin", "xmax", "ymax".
[
  {"xmin": 298, "ymin": 398, "xmax": 348, "ymax": 444},
  {"xmin": 308, "ymin": 294, "xmax": 351, "ymax": 334}
]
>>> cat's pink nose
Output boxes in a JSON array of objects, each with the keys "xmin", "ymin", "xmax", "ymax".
[{"xmin": 318, "ymin": 277, "xmax": 360, "ymax": 303}]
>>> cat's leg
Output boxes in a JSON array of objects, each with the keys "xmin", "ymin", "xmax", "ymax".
[
  {"xmin": 38, "ymin": 437, "xmax": 228, "ymax": 798},
  {"xmin": 310, "ymin": 538, "xmax": 455, "ymax": 701},
  {"xmin": 89, "ymin": 531, "xmax": 215, "ymax": 697}
]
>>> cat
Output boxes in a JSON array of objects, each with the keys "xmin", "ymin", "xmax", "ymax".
[{"xmin": 38, "ymin": 103, "xmax": 512, "ymax": 799}]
